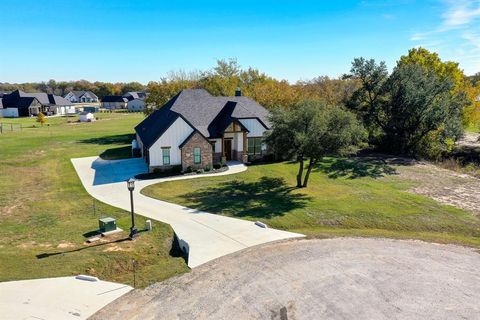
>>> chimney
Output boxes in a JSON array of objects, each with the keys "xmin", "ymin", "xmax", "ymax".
[{"xmin": 235, "ymin": 87, "xmax": 242, "ymax": 97}]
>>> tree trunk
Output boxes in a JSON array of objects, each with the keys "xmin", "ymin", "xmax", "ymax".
[
  {"xmin": 296, "ymin": 155, "xmax": 304, "ymax": 188},
  {"xmin": 302, "ymin": 157, "xmax": 317, "ymax": 188}
]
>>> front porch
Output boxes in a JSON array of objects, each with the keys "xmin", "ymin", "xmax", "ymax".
[{"xmin": 218, "ymin": 121, "xmax": 248, "ymax": 164}]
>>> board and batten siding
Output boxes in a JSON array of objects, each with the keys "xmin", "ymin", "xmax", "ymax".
[
  {"xmin": 148, "ymin": 117, "xmax": 194, "ymax": 166},
  {"xmin": 210, "ymin": 138, "xmax": 222, "ymax": 153},
  {"xmin": 238, "ymin": 118, "xmax": 266, "ymax": 137}
]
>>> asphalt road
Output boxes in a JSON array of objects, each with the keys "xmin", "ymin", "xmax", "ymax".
[{"xmin": 91, "ymin": 238, "xmax": 480, "ymax": 320}]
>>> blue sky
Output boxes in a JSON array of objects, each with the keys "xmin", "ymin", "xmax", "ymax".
[{"xmin": 0, "ymin": 0, "xmax": 479, "ymax": 83}]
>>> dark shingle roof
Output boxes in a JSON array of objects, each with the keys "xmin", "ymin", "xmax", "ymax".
[
  {"xmin": 1, "ymin": 90, "xmax": 71, "ymax": 109},
  {"xmin": 124, "ymin": 92, "xmax": 147, "ymax": 101},
  {"xmin": 102, "ymin": 95, "xmax": 128, "ymax": 103},
  {"xmin": 135, "ymin": 89, "xmax": 270, "ymax": 148},
  {"xmin": 68, "ymin": 90, "xmax": 98, "ymax": 100}
]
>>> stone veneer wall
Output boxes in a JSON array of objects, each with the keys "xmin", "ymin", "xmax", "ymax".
[{"xmin": 181, "ymin": 132, "xmax": 213, "ymax": 171}]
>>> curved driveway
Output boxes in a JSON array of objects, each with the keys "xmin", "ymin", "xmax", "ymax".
[
  {"xmin": 71, "ymin": 157, "xmax": 303, "ymax": 268},
  {"xmin": 92, "ymin": 238, "xmax": 480, "ymax": 320}
]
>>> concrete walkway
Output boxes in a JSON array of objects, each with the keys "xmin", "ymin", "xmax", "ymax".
[
  {"xmin": 0, "ymin": 276, "xmax": 132, "ymax": 320},
  {"xmin": 71, "ymin": 157, "xmax": 303, "ymax": 268}
]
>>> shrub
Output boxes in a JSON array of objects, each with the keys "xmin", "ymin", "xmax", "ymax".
[
  {"xmin": 204, "ymin": 164, "xmax": 211, "ymax": 172},
  {"xmin": 185, "ymin": 166, "xmax": 193, "ymax": 173},
  {"xmin": 172, "ymin": 165, "xmax": 183, "ymax": 173},
  {"xmin": 196, "ymin": 169, "xmax": 204, "ymax": 174},
  {"xmin": 213, "ymin": 163, "xmax": 222, "ymax": 170}
]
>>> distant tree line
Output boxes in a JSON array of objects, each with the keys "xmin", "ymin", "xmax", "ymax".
[
  {"xmin": 0, "ymin": 80, "xmax": 146, "ymax": 99},
  {"xmin": 2, "ymin": 49, "xmax": 479, "ymax": 165}
]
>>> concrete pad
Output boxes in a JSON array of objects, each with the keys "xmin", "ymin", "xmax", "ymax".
[
  {"xmin": 71, "ymin": 157, "xmax": 304, "ymax": 268},
  {"xmin": 0, "ymin": 276, "xmax": 132, "ymax": 320}
]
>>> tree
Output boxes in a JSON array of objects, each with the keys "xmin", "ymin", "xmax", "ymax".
[
  {"xmin": 398, "ymin": 47, "xmax": 465, "ymax": 92},
  {"xmin": 378, "ymin": 63, "xmax": 465, "ymax": 155},
  {"xmin": 36, "ymin": 112, "xmax": 47, "ymax": 126},
  {"xmin": 266, "ymin": 101, "xmax": 365, "ymax": 187},
  {"xmin": 347, "ymin": 58, "xmax": 389, "ymax": 142}
]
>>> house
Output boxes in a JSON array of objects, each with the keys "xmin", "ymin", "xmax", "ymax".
[
  {"xmin": 64, "ymin": 91, "xmax": 99, "ymax": 103},
  {"xmin": 0, "ymin": 90, "xmax": 74, "ymax": 117},
  {"xmin": 135, "ymin": 89, "xmax": 269, "ymax": 172},
  {"xmin": 79, "ymin": 112, "xmax": 95, "ymax": 122},
  {"xmin": 124, "ymin": 92, "xmax": 147, "ymax": 112},
  {"xmin": 101, "ymin": 96, "xmax": 128, "ymax": 109}
]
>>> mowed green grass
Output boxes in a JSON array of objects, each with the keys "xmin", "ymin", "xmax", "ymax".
[
  {"xmin": 0, "ymin": 113, "xmax": 189, "ymax": 287},
  {"xmin": 143, "ymin": 160, "xmax": 480, "ymax": 247}
]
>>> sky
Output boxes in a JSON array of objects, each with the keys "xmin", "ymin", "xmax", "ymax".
[{"xmin": 0, "ymin": 0, "xmax": 479, "ymax": 84}]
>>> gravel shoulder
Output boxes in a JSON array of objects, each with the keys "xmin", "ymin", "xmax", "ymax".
[{"xmin": 91, "ymin": 238, "xmax": 480, "ymax": 320}]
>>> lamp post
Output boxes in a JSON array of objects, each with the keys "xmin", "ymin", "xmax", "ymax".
[{"xmin": 127, "ymin": 178, "xmax": 138, "ymax": 239}]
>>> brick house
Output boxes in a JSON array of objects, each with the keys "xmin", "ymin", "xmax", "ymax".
[{"xmin": 134, "ymin": 89, "xmax": 270, "ymax": 172}]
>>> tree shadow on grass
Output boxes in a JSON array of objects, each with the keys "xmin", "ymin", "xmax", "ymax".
[
  {"xmin": 78, "ymin": 133, "xmax": 134, "ymax": 145},
  {"xmin": 99, "ymin": 146, "xmax": 132, "ymax": 160},
  {"xmin": 181, "ymin": 176, "xmax": 311, "ymax": 219},
  {"xmin": 317, "ymin": 157, "xmax": 399, "ymax": 179}
]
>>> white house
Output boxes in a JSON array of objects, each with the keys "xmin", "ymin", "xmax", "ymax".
[
  {"xmin": 127, "ymin": 99, "xmax": 145, "ymax": 112},
  {"xmin": 64, "ymin": 91, "xmax": 99, "ymax": 103},
  {"xmin": 135, "ymin": 89, "xmax": 269, "ymax": 172},
  {"xmin": 79, "ymin": 112, "xmax": 95, "ymax": 122},
  {"xmin": 124, "ymin": 92, "xmax": 147, "ymax": 112}
]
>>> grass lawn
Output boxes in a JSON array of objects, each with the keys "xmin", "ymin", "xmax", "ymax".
[
  {"xmin": 0, "ymin": 113, "xmax": 189, "ymax": 288},
  {"xmin": 142, "ymin": 160, "xmax": 480, "ymax": 247}
]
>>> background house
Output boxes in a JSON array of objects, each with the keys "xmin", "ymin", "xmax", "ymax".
[
  {"xmin": 101, "ymin": 96, "xmax": 128, "ymax": 109},
  {"xmin": 1, "ymin": 90, "xmax": 74, "ymax": 117},
  {"xmin": 124, "ymin": 92, "xmax": 147, "ymax": 112},
  {"xmin": 64, "ymin": 91, "xmax": 99, "ymax": 103},
  {"xmin": 135, "ymin": 89, "xmax": 269, "ymax": 172}
]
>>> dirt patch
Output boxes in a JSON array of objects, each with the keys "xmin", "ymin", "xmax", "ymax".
[
  {"xmin": 103, "ymin": 244, "xmax": 129, "ymax": 252},
  {"xmin": 56, "ymin": 242, "xmax": 75, "ymax": 249},
  {"xmin": 17, "ymin": 241, "xmax": 52, "ymax": 249}
]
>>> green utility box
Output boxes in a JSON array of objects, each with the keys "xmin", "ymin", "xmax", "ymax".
[{"xmin": 99, "ymin": 217, "xmax": 116, "ymax": 233}]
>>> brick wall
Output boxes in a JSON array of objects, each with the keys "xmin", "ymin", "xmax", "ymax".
[{"xmin": 181, "ymin": 132, "xmax": 213, "ymax": 171}]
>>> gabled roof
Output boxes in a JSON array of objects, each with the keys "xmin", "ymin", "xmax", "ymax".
[
  {"xmin": 124, "ymin": 92, "xmax": 147, "ymax": 101},
  {"xmin": 67, "ymin": 90, "xmax": 98, "ymax": 100},
  {"xmin": 102, "ymin": 95, "xmax": 128, "ymax": 103},
  {"xmin": 135, "ymin": 89, "xmax": 270, "ymax": 148},
  {"xmin": 1, "ymin": 90, "xmax": 71, "ymax": 109}
]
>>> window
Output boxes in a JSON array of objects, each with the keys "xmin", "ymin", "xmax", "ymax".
[
  {"xmin": 162, "ymin": 148, "xmax": 170, "ymax": 165},
  {"xmin": 193, "ymin": 147, "xmax": 201, "ymax": 164},
  {"xmin": 248, "ymin": 138, "xmax": 262, "ymax": 155}
]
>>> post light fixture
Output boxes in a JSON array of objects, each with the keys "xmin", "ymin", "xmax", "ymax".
[{"xmin": 126, "ymin": 178, "xmax": 138, "ymax": 239}]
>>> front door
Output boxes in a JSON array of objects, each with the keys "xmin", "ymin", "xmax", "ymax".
[{"xmin": 224, "ymin": 139, "xmax": 232, "ymax": 161}]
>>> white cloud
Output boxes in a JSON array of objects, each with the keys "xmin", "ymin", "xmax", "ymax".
[
  {"xmin": 442, "ymin": 0, "xmax": 480, "ymax": 27},
  {"xmin": 410, "ymin": 0, "xmax": 480, "ymax": 74}
]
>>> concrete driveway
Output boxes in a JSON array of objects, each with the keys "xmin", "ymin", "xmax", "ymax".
[
  {"xmin": 92, "ymin": 238, "xmax": 480, "ymax": 320},
  {"xmin": 0, "ymin": 276, "xmax": 132, "ymax": 320},
  {"xmin": 71, "ymin": 157, "xmax": 303, "ymax": 268}
]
